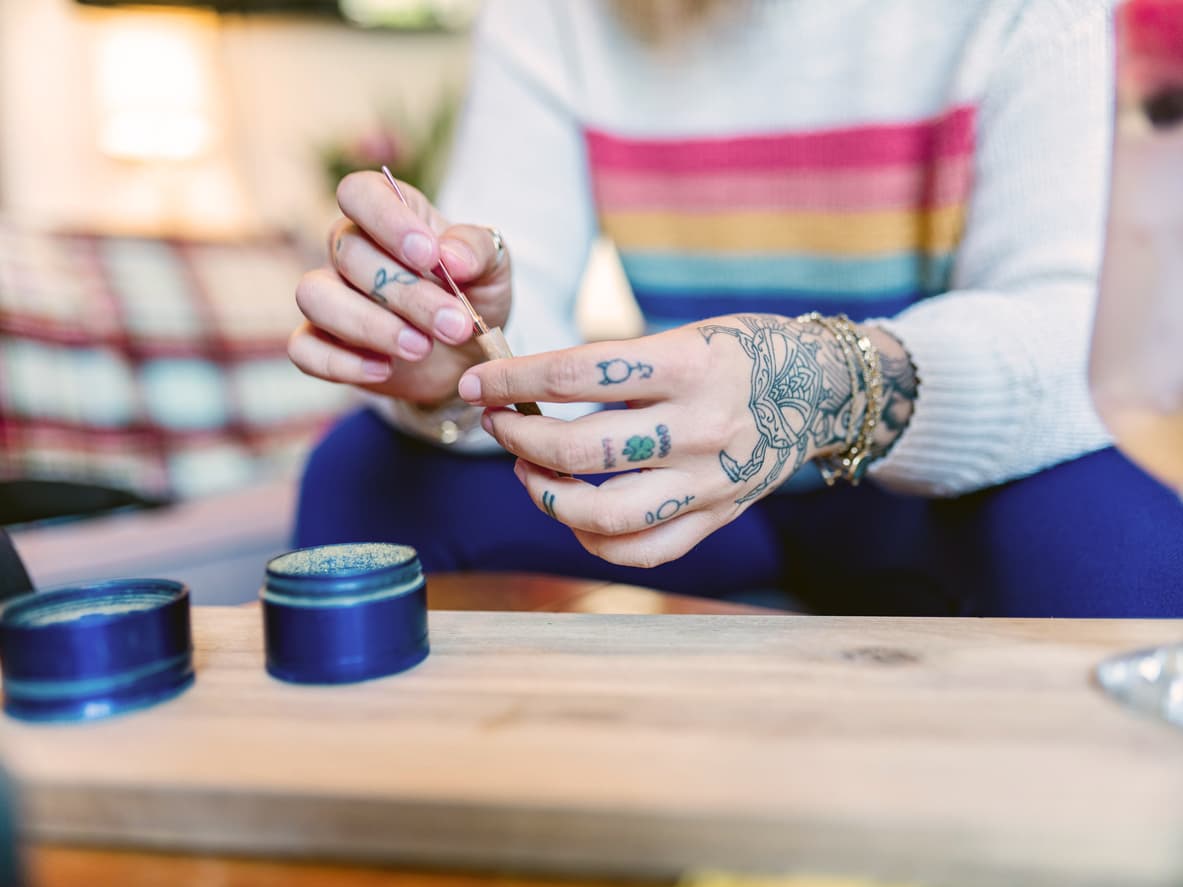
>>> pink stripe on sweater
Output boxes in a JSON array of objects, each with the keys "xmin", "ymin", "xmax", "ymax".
[
  {"xmin": 585, "ymin": 106, "xmax": 975, "ymax": 173},
  {"xmin": 591, "ymin": 156, "xmax": 974, "ymax": 213}
]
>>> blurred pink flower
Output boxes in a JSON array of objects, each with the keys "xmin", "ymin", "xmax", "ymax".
[{"xmin": 350, "ymin": 128, "xmax": 403, "ymax": 165}]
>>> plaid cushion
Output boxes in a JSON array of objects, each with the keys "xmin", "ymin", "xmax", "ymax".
[{"xmin": 0, "ymin": 221, "xmax": 351, "ymax": 500}]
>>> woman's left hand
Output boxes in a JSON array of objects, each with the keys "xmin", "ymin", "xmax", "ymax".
[{"xmin": 456, "ymin": 313, "xmax": 877, "ymax": 567}]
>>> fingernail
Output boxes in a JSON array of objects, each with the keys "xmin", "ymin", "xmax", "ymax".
[
  {"xmin": 403, "ymin": 232, "xmax": 434, "ymax": 269},
  {"xmin": 512, "ymin": 459, "xmax": 524, "ymax": 480},
  {"xmin": 458, "ymin": 373, "xmax": 481, "ymax": 403},
  {"xmin": 362, "ymin": 358, "xmax": 391, "ymax": 381},
  {"xmin": 441, "ymin": 241, "xmax": 476, "ymax": 276},
  {"xmin": 435, "ymin": 307, "xmax": 469, "ymax": 342},
  {"xmin": 481, "ymin": 411, "xmax": 494, "ymax": 434},
  {"xmin": 397, "ymin": 326, "xmax": 431, "ymax": 360}
]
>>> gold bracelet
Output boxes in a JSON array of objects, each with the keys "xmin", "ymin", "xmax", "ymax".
[
  {"xmin": 797, "ymin": 311, "xmax": 861, "ymax": 450},
  {"xmin": 800, "ymin": 313, "xmax": 884, "ymax": 486}
]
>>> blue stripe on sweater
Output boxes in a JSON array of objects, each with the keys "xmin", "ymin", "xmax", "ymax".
[
  {"xmin": 633, "ymin": 289, "xmax": 926, "ymax": 330},
  {"xmin": 620, "ymin": 251, "xmax": 954, "ymax": 297}
]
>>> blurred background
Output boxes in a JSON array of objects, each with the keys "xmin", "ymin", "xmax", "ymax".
[
  {"xmin": 0, "ymin": 0, "xmax": 465, "ymax": 595},
  {"xmin": 0, "ymin": 0, "xmax": 634, "ymax": 601},
  {"xmin": 2, "ymin": 0, "xmax": 476, "ymax": 237}
]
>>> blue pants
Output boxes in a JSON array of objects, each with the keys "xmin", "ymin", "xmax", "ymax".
[{"xmin": 295, "ymin": 408, "xmax": 1183, "ymax": 617}]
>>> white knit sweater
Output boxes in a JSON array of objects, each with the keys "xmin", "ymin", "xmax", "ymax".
[{"xmin": 388, "ymin": 0, "xmax": 1114, "ymax": 497}]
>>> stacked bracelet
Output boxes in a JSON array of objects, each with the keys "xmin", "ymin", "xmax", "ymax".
[
  {"xmin": 797, "ymin": 312, "xmax": 885, "ymax": 487},
  {"xmin": 797, "ymin": 312, "xmax": 860, "ymax": 451}
]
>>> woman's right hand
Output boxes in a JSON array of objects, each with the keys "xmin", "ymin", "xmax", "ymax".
[{"xmin": 289, "ymin": 171, "xmax": 512, "ymax": 405}]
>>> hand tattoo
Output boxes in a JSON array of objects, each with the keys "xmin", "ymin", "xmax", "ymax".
[
  {"xmin": 541, "ymin": 490, "xmax": 557, "ymax": 519},
  {"xmin": 602, "ymin": 437, "xmax": 616, "ymax": 470},
  {"xmin": 645, "ymin": 495, "xmax": 695, "ymax": 525},
  {"xmin": 656, "ymin": 424, "xmax": 671, "ymax": 458},
  {"xmin": 597, "ymin": 359, "xmax": 654, "ymax": 385},
  {"xmin": 622, "ymin": 435, "xmax": 656, "ymax": 462},
  {"xmin": 369, "ymin": 266, "xmax": 420, "ymax": 305},
  {"xmin": 700, "ymin": 314, "xmax": 917, "ymax": 504},
  {"xmin": 699, "ymin": 314, "xmax": 830, "ymax": 504}
]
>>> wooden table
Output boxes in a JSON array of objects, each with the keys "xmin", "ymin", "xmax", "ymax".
[
  {"xmin": 10, "ymin": 574, "xmax": 1183, "ymax": 887},
  {"xmin": 25, "ymin": 574, "xmax": 772, "ymax": 887}
]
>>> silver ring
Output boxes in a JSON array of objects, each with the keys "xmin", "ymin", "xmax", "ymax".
[{"xmin": 486, "ymin": 227, "xmax": 505, "ymax": 265}]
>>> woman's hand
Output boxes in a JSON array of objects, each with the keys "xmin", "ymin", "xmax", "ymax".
[
  {"xmin": 457, "ymin": 313, "xmax": 910, "ymax": 568},
  {"xmin": 289, "ymin": 171, "xmax": 511, "ymax": 405}
]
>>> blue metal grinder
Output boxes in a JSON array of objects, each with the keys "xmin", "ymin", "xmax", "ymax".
[
  {"xmin": 0, "ymin": 579, "xmax": 194, "ymax": 724},
  {"xmin": 261, "ymin": 542, "xmax": 429, "ymax": 685}
]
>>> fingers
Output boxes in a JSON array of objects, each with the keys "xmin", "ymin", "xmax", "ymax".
[
  {"xmin": 295, "ymin": 266, "xmax": 436, "ymax": 362},
  {"xmin": 574, "ymin": 510, "xmax": 721, "ymax": 569},
  {"xmin": 328, "ymin": 223, "xmax": 474, "ymax": 347},
  {"xmin": 438, "ymin": 224, "xmax": 508, "ymax": 286},
  {"xmin": 288, "ymin": 322, "xmax": 392, "ymax": 385},
  {"xmin": 336, "ymin": 171, "xmax": 446, "ymax": 274},
  {"xmin": 482, "ymin": 407, "xmax": 684, "ymax": 475},
  {"xmin": 514, "ymin": 459, "xmax": 707, "ymax": 539},
  {"xmin": 458, "ymin": 333, "xmax": 700, "ymax": 407}
]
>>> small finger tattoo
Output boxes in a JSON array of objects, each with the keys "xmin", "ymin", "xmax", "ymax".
[
  {"xmin": 602, "ymin": 437, "xmax": 616, "ymax": 470},
  {"xmin": 369, "ymin": 266, "xmax": 420, "ymax": 305},
  {"xmin": 597, "ymin": 358, "xmax": 654, "ymax": 386},
  {"xmin": 542, "ymin": 490, "xmax": 557, "ymax": 519},
  {"xmin": 622, "ymin": 435, "xmax": 656, "ymax": 462},
  {"xmin": 645, "ymin": 495, "xmax": 695, "ymax": 525},
  {"xmin": 656, "ymin": 424, "xmax": 671, "ymax": 458}
]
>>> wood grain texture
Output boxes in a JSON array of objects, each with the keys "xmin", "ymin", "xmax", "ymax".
[{"xmin": 3, "ymin": 609, "xmax": 1182, "ymax": 887}]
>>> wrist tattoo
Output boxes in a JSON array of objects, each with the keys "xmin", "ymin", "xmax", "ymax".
[
  {"xmin": 645, "ymin": 495, "xmax": 695, "ymax": 525},
  {"xmin": 597, "ymin": 359, "xmax": 654, "ymax": 386},
  {"xmin": 876, "ymin": 350, "xmax": 919, "ymax": 441},
  {"xmin": 602, "ymin": 437, "xmax": 616, "ymax": 470},
  {"xmin": 369, "ymin": 266, "xmax": 420, "ymax": 305},
  {"xmin": 541, "ymin": 490, "xmax": 557, "ymax": 519}
]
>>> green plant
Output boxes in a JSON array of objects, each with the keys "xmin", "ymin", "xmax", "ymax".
[{"xmin": 320, "ymin": 95, "xmax": 458, "ymax": 201}]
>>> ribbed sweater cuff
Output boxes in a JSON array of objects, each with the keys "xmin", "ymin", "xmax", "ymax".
[{"xmin": 868, "ymin": 308, "xmax": 1029, "ymax": 497}]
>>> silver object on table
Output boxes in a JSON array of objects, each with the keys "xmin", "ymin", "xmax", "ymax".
[{"xmin": 1096, "ymin": 643, "xmax": 1183, "ymax": 729}]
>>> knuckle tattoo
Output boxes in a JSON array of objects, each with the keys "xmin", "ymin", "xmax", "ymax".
[
  {"xmin": 644, "ymin": 494, "xmax": 695, "ymax": 526},
  {"xmin": 601, "ymin": 437, "xmax": 616, "ymax": 470},
  {"xmin": 622, "ymin": 434, "xmax": 656, "ymax": 462},
  {"xmin": 656, "ymin": 424, "xmax": 672, "ymax": 458},
  {"xmin": 596, "ymin": 358, "xmax": 654, "ymax": 386},
  {"xmin": 368, "ymin": 266, "xmax": 420, "ymax": 307}
]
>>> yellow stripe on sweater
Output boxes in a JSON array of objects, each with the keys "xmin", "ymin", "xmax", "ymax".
[{"xmin": 600, "ymin": 206, "xmax": 966, "ymax": 256}]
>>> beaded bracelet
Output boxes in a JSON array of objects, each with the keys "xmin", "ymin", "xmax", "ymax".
[{"xmin": 797, "ymin": 312, "xmax": 885, "ymax": 486}]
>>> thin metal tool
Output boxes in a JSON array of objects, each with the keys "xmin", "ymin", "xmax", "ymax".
[{"xmin": 380, "ymin": 166, "xmax": 541, "ymax": 417}]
